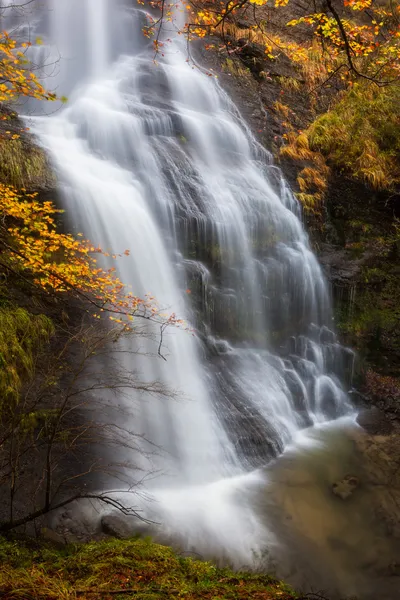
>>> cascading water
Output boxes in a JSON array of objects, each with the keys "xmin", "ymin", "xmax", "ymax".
[{"xmin": 3, "ymin": 0, "xmax": 355, "ymax": 565}]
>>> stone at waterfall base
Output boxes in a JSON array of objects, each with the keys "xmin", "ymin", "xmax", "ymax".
[
  {"xmin": 331, "ymin": 475, "xmax": 360, "ymax": 500},
  {"xmin": 100, "ymin": 513, "xmax": 145, "ymax": 539}
]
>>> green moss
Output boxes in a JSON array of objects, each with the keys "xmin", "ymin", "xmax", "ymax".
[
  {"xmin": 336, "ymin": 260, "xmax": 400, "ymax": 374},
  {"xmin": 0, "ymin": 536, "xmax": 296, "ymax": 599},
  {"xmin": 0, "ymin": 136, "xmax": 55, "ymax": 190},
  {"xmin": 0, "ymin": 304, "xmax": 54, "ymax": 407}
]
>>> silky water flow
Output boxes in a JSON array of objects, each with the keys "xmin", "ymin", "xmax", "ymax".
[{"xmin": 3, "ymin": 0, "xmax": 362, "ymax": 576}]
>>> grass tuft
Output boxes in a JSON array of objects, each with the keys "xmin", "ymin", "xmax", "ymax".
[{"xmin": 0, "ymin": 136, "xmax": 55, "ymax": 190}]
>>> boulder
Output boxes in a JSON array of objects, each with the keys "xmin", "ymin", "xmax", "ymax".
[
  {"xmin": 356, "ymin": 407, "xmax": 394, "ymax": 435},
  {"xmin": 101, "ymin": 513, "xmax": 134, "ymax": 539}
]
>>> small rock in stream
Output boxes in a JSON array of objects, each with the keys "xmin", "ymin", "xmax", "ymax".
[{"xmin": 332, "ymin": 474, "xmax": 360, "ymax": 500}]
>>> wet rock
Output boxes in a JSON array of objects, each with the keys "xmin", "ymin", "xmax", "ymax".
[
  {"xmin": 318, "ymin": 244, "xmax": 365, "ymax": 285},
  {"xmin": 236, "ymin": 40, "xmax": 266, "ymax": 80},
  {"xmin": 101, "ymin": 513, "xmax": 134, "ymax": 539},
  {"xmin": 332, "ymin": 474, "xmax": 360, "ymax": 500},
  {"xmin": 356, "ymin": 407, "xmax": 394, "ymax": 435}
]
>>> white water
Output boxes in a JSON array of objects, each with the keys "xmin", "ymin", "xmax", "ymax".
[{"xmin": 3, "ymin": 0, "xmax": 355, "ymax": 564}]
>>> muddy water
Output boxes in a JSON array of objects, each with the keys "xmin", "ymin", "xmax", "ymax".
[
  {"xmin": 51, "ymin": 415, "xmax": 400, "ymax": 600},
  {"xmin": 261, "ymin": 417, "xmax": 400, "ymax": 599}
]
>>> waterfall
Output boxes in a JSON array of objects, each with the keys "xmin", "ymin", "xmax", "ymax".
[{"xmin": 3, "ymin": 0, "xmax": 354, "ymax": 564}]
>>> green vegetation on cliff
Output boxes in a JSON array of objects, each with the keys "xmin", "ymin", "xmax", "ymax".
[
  {"xmin": 0, "ymin": 132, "xmax": 55, "ymax": 190},
  {"xmin": 0, "ymin": 537, "xmax": 296, "ymax": 600},
  {"xmin": 278, "ymin": 80, "xmax": 400, "ymax": 213},
  {"xmin": 307, "ymin": 84, "xmax": 400, "ymax": 190},
  {"xmin": 0, "ymin": 303, "xmax": 54, "ymax": 405}
]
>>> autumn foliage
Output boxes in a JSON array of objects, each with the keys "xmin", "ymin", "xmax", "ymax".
[
  {"xmin": 146, "ymin": 0, "xmax": 400, "ymax": 85},
  {"xmin": 285, "ymin": 0, "xmax": 400, "ymax": 83},
  {"xmin": 0, "ymin": 187, "xmax": 140, "ymax": 318},
  {"xmin": 0, "ymin": 31, "xmax": 56, "ymax": 106},
  {"xmin": 0, "ymin": 182, "xmax": 185, "ymax": 328}
]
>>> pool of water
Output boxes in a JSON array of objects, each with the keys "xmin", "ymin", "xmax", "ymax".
[{"xmin": 260, "ymin": 417, "xmax": 400, "ymax": 599}]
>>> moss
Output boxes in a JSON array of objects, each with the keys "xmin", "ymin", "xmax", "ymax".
[
  {"xmin": 335, "ymin": 260, "xmax": 400, "ymax": 375},
  {"xmin": 0, "ymin": 136, "xmax": 55, "ymax": 190},
  {"xmin": 0, "ymin": 536, "xmax": 297, "ymax": 599},
  {"xmin": 0, "ymin": 304, "xmax": 54, "ymax": 407}
]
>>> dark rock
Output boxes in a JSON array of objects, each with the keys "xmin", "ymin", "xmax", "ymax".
[
  {"xmin": 236, "ymin": 41, "xmax": 266, "ymax": 80},
  {"xmin": 356, "ymin": 407, "xmax": 394, "ymax": 435},
  {"xmin": 318, "ymin": 244, "xmax": 364, "ymax": 285},
  {"xmin": 332, "ymin": 474, "xmax": 360, "ymax": 500},
  {"xmin": 101, "ymin": 513, "xmax": 134, "ymax": 539},
  {"xmin": 319, "ymin": 325, "xmax": 336, "ymax": 344}
]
